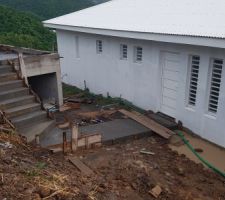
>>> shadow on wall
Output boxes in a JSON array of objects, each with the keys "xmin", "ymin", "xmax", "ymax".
[{"xmin": 28, "ymin": 72, "xmax": 58, "ymax": 104}]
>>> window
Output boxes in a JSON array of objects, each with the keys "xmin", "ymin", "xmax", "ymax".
[
  {"xmin": 120, "ymin": 44, "xmax": 128, "ymax": 60},
  {"xmin": 96, "ymin": 40, "xmax": 103, "ymax": 54},
  {"xmin": 134, "ymin": 46, "xmax": 143, "ymax": 62},
  {"xmin": 188, "ymin": 55, "xmax": 200, "ymax": 106},
  {"xmin": 208, "ymin": 58, "xmax": 223, "ymax": 114}
]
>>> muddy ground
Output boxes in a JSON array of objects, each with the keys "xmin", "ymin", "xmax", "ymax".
[{"xmin": 0, "ymin": 130, "xmax": 225, "ymax": 200}]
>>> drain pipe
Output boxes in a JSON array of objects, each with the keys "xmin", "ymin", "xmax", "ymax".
[{"xmin": 176, "ymin": 130, "xmax": 225, "ymax": 179}]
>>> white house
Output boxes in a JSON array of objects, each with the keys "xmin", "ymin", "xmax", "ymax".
[{"xmin": 44, "ymin": 0, "xmax": 225, "ymax": 148}]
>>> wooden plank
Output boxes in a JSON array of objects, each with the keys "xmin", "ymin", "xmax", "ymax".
[
  {"xmin": 71, "ymin": 124, "xmax": 79, "ymax": 152},
  {"xmin": 78, "ymin": 133, "xmax": 102, "ymax": 148},
  {"xmin": 69, "ymin": 157, "xmax": 94, "ymax": 176},
  {"xmin": 63, "ymin": 132, "xmax": 67, "ymax": 154},
  {"xmin": 119, "ymin": 109, "xmax": 174, "ymax": 139}
]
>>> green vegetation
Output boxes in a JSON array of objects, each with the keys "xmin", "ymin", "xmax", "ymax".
[
  {"xmin": 0, "ymin": 5, "xmax": 55, "ymax": 50},
  {"xmin": 0, "ymin": 0, "xmax": 107, "ymax": 20},
  {"xmin": 0, "ymin": 0, "xmax": 107, "ymax": 50},
  {"xmin": 63, "ymin": 83, "xmax": 145, "ymax": 113}
]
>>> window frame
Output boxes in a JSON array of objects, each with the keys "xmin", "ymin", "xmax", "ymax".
[
  {"xmin": 134, "ymin": 46, "xmax": 143, "ymax": 63},
  {"xmin": 207, "ymin": 58, "xmax": 223, "ymax": 115},
  {"xmin": 186, "ymin": 55, "xmax": 200, "ymax": 107},
  {"xmin": 96, "ymin": 40, "xmax": 103, "ymax": 54},
  {"xmin": 120, "ymin": 44, "xmax": 128, "ymax": 60}
]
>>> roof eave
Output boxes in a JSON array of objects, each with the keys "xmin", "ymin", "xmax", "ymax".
[{"xmin": 44, "ymin": 23, "xmax": 225, "ymax": 49}]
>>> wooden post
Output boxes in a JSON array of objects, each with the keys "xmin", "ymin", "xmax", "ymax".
[
  {"xmin": 63, "ymin": 132, "xmax": 67, "ymax": 154},
  {"xmin": 35, "ymin": 135, "xmax": 40, "ymax": 145},
  {"xmin": 71, "ymin": 123, "xmax": 79, "ymax": 152}
]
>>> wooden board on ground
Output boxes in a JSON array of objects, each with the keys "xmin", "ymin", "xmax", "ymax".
[
  {"xmin": 69, "ymin": 157, "xmax": 94, "ymax": 176},
  {"xmin": 119, "ymin": 109, "xmax": 174, "ymax": 139},
  {"xmin": 59, "ymin": 102, "xmax": 81, "ymax": 112}
]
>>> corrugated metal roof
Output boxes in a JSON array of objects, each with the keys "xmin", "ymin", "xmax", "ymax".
[{"xmin": 44, "ymin": 0, "xmax": 225, "ymax": 39}]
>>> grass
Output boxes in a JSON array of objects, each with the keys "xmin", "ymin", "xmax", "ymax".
[
  {"xmin": 62, "ymin": 83, "xmax": 145, "ymax": 113},
  {"xmin": 36, "ymin": 162, "xmax": 47, "ymax": 170},
  {"xmin": 63, "ymin": 83, "xmax": 83, "ymax": 97}
]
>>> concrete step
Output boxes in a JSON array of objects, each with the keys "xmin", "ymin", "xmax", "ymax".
[
  {"xmin": 0, "ymin": 95, "xmax": 35, "ymax": 110},
  {"xmin": 0, "ymin": 65, "xmax": 13, "ymax": 73},
  {"xmin": 0, "ymin": 60, "xmax": 10, "ymax": 65},
  {"xmin": 0, "ymin": 80, "xmax": 23, "ymax": 92},
  {"xmin": 20, "ymin": 120, "xmax": 55, "ymax": 142},
  {"xmin": 0, "ymin": 87, "xmax": 29, "ymax": 101},
  {"xmin": 11, "ymin": 110, "xmax": 47, "ymax": 129},
  {"xmin": 0, "ymin": 72, "xmax": 18, "ymax": 82},
  {"xmin": 147, "ymin": 112, "xmax": 178, "ymax": 130},
  {"xmin": 5, "ymin": 103, "xmax": 41, "ymax": 118}
]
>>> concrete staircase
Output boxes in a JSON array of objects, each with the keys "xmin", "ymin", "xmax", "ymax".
[{"xmin": 0, "ymin": 60, "xmax": 55, "ymax": 142}]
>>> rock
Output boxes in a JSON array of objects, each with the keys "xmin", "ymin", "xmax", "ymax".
[
  {"xmin": 178, "ymin": 167, "xmax": 185, "ymax": 176},
  {"xmin": 99, "ymin": 182, "xmax": 108, "ymax": 189},
  {"xmin": 165, "ymin": 172, "xmax": 171, "ymax": 177},
  {"xmin": 149, "ymin": 185, "xmax": 162, "ymax": 198},
  {"xmin": 97, "ymin": 186, "xmax": 105, "ymax": 193},
  {"xmin": 131, "ymin": 182, "xmax": 138, "ymax": 190},
  {"xmin": 38, "ymin": 186, "xmax": 51, "ymax": 198},
  {"xmin": 194, "ymin": 148, "xmax": 204, "ymax": 153},
  {"xmin": 32, "ymin": 193, "xmax": 42, "ymax": 200},
  {"xmin": 24, "ymin": 187, "xmax": 34, "ymax": 194}
]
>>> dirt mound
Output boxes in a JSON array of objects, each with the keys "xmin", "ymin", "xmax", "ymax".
[{"xmin": 0, "ymin": 130, "xmax": 225, "ymax": 200}]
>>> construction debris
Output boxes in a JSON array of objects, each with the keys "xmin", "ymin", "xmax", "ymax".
[
  {"xmin": 0, "ymin": 141, "xmax": 13, "ymax": 149},
  {"xmin": 195, "ymin": 148, "xmax": 204, "ymax": 153},
  {"xmin": 140, "ymin": 149, "xmax": 155, "ymax": 155},
  {"xmin": 77, "ymin": 110, "xmax": 116, "ymax": 120},
  {"xmin": 59, "ymin": 102, "xmax": 81, "ymax": 112},
  {"xmin": 66, "ymin": 95, "xmax": 94, "ymax": 104},
  {"xmin": 149, "ymin": 185, "xmax": 162, "ymax": 198}
]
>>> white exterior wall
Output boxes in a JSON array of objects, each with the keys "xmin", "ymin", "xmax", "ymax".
[{"xmin": 56, "ymin": 30, "xmax": 225, "ymax": 148}]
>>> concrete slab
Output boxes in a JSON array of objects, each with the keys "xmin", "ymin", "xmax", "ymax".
[
  {"xmin": 81, "ymin": 119, "xmax": 150, "ymax": 143},
  {"xmin": 40, "ymin": 118, "xmax": 151, "ymax": 147},
  {"xmin": 147, "ymin": 112, "xmax": 178, "ymax": 130},
  {"xmin": 0, "ymin": 51, "xmax": 18, "ymax": 61},
  {"xmin": 22, "ymin": 120, "xmax": 55, "ymax": 142}
]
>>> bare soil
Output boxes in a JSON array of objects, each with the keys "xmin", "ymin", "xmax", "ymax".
[{"xmin": 0, "ymin": 130, "xmax": 225, "ymax": 200}]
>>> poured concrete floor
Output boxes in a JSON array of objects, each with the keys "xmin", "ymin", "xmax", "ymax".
[
  {"xmin": 40, "ymin": 118, "xmax": 150, "ymax": 147},
  {"xmin": 169, "ymin": 131, "xmax": 225, "ymax": 173}
]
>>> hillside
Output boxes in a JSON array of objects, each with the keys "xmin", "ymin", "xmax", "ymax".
[
  {"xmin": 0, "ymin": 5, "xmax": 55, "ymax": 51},
  {"xmin": 0, "ymin": 122, "xmax": 225, "ymax": 199},
  {"xmin": 0, "ymin": 0, "xmax": 108, "ymax": 20}
]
